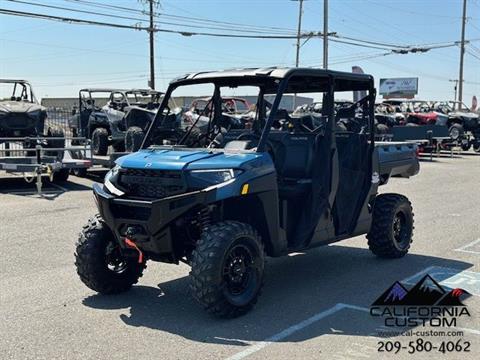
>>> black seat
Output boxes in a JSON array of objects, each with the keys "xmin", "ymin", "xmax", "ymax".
[{"xmin": 271, "ymin": 133, "xmax": 316, "ymax": 199}]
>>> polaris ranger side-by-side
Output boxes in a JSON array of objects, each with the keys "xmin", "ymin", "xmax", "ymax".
[
  {"xmin": 75, "ymin": 68, "xmax": 420, "ymax": 318},
  {"xmin": 69, "ymin": 89, "xmax": 163, "ymax": 155}
]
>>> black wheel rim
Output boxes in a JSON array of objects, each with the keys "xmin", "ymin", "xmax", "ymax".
[
  {"xmin": 450, "ymin": 128, "xmax": 459, "ymax": 139},
  {"xmin": 222, "ymin": 241, "xmax": 260, "ymax": 305},
  {"xmin": 105, "ymin": 242, "xmax": 128, "ymax": 273},
  {"xmin": 392, "ymin": 211, "xmax": 409, "ymax": 250}
]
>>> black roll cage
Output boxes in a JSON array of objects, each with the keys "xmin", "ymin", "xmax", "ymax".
[
  {"xmin": 0, "ymin": 79, "xmax": 37, "ymax": 103},
  {"xmin": 144, "ymin": 68, "xmax": 376, "ymax": 151}
]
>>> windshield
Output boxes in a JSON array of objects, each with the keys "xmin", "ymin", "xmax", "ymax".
[
  {"xmin": 0, "ymin": 81, "xmax": 36, "ymax": 103},
  {"xmin": 125, "ymin": 91, "xmax": 162, "ymax": 106},
  {"xmin": 145, "ymin": 83, "xmax": 267, "ymax": 150},
  {"xmin": 143, "ymin": 72, "xmax": 372, "ymax": 152}
]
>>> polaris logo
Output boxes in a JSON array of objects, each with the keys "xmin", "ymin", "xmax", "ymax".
[{"xmin": 145, "ymin": 163, "xmax": 152, "ymax": 168}]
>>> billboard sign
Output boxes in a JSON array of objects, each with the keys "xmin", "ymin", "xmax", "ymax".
[{"xmin": 379, "ymin": 77, "xmax": 418, "ymax": 98}]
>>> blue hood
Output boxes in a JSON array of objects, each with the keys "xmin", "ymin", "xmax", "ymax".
[{"xmin": 116, "ymin": 149, "xmax": 264, "ymax": 171}]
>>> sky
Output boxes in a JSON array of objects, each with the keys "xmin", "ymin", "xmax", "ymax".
[{"xmin": 0, "ymin": 0, "xmax": 479, "ymax": 104}]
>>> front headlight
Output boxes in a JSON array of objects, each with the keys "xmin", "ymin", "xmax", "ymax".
[
  {"xmin": 189, "ymin": 168, "xmax": 241, "ymax": 186},
  {"xmin": 104, "ymin": 165, "xmax": 124, "ymax": 196}
]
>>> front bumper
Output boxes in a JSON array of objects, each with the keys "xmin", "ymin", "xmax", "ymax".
[{"xmin": 93, "ymin": 182, "xmax": 216, "ymax": 260}]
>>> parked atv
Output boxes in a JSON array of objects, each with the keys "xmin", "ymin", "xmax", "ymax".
[
  {"xmin": 0, "ymin": 79, "xmax": 67, "ymax": 175},
  {"xmin": 69, "ymin": 89, "xmax": 163, "ymax": 155},
  {"xmin": 75, "ymin": 68, "xmax": 419, "ymax": 318},
  {"xmin": 433, "ymin": 101, "xmax": 480, "ymax": 151}
]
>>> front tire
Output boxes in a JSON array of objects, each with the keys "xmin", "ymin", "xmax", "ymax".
[
  {"xmin": 75, "ymin": 215, "xmax": 145, "ymax": 294},
  {"xmin": 190, "ymin": 221, "xmax": 264, "ymax": 318},
  {"xmin": 125, "ymin": 126, "xmax": 145, "ymax": 152},
  {"xmin": 91, "ymin": 128, "xmax": 109, "ymax": 156},
  {"xmin": 367, "ymin": 194, "xmax": 414, "ymax": 258}
]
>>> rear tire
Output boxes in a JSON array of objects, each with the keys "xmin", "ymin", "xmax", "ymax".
[
  {"xmin": 367, "ymin": 194, "xmax": 414, "ymax": 258},
  {"xmin": 45, "ymin": 127, "xmax": 65, "ymax": 160},
  {"xmin": 91, "ymin": 128, "xmax": 109, "ymax": 156},
  {"xmin": 125, "ymin": 126, "xmax": 144, "ymax": 152},
  {"xmin": 75, "ymin": 215, "xmax": 146, "ymax": 294},
  {"xmin": 449, "ymin": 123, "xmax": 464, "ymax": 141},
  {"xmin": 190, "ymin": 221, "xmax": 264, "ymax": 318}
]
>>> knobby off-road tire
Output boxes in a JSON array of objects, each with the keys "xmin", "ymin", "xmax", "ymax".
[
  {"xmin": 125, "ymin": 126, "xmax": 145, "ymax": 152},
  {"xmin": 45, "ymin": 127, "xmax": 66, "ymax": 161},
  {"xmin": 75, "ymin": 214, "xmax": 146, "ymax": 294},
  {"xmin": 190, "ymin": 221, "xmax": 265, "ymax": 318},
  {"xmin": 367, "ymin": 194, "xmax": 414, "ymax": 258},
  {"xmin": 449, "ymin": 123, "xmax": 464, "ymax": 141},
  {"xmin": 91, "ymin": 128, "xmax": 109, "ymax": 156}
]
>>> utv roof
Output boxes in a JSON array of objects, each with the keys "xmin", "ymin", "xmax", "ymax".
[
  {"xmin": 171, "ymin": 67, "xmax": 373, "ymax": 93},
  {"xmin": 79, "ymin": 88, "xmax": 162, "ymax": 93},
  {"xmin": 0, "ymin": 79, "xmax": 30, "ymax": 83},
  {"xmin": 175, "ymin": 67, "xmax": 373, "ymax": 82}
]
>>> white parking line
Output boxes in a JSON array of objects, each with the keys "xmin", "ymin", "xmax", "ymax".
[
  {"xmin": 401, "ymin": 266, "xmax": 437, "ymax": 284},
  {"xmin": 225, "ymin": 303, "xmax": 368, "ymax": 360},
  {"xmin": 455, "ymin": 238, "xmax": 480, "ymax": 254}
]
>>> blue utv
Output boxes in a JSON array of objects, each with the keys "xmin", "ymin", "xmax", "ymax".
[{"xmin": 75, "ymin": 68, "xmax": 420, "ymax": 318}]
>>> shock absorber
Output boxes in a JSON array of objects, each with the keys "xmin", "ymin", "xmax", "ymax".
[{"xmin": 198, "ymin": 206, "xmax": 211, "ymax": 232}]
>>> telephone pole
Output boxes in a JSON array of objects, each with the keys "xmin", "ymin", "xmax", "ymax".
[
  {"xmin": 449, "ymin": 79, "xmax": 459, "ymax": 102},
  {"xmin": 458, "ymin": 0, "xmax": 467, "ymax": 109},
  {"xmin": 295, "ymin": 0, "xmax": 304, "ymax": 67},
  {"xmin": 148, "ymin": 0, "xmax": 155, "ymax": 89},
  {"xmin": 323, "ymin": 0, "xmax": 328, "ymax": 69}
]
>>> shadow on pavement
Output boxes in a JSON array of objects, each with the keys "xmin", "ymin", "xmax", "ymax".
[
  {"xmin": 0, "ymin": 176, "xmax": 93, "ymax": 198},
  {"xmin": 82, "ymin": 244, "xmax": 473, "ymax": 345}
]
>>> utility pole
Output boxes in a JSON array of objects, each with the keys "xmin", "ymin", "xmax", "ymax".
[
  {"xmin": 295, "ymin": 0, "xmax": 304, "ymax": 68},
  {"xmin": 458, "ymin": 0, "xmax": 467, "ymax": 109},
  {"xmin": 323, "ymin": 0, "xmax": 328, "ymax": 69},
  {"xmin": 449, "ymin": 79, "xmax": 459, "ymax": 102},
  {"xmin": 148, "ymin": 0, "xmax": 155, "ymax": 89}
]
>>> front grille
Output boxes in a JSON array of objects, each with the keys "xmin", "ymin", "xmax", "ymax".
[
  {"xmin": 5, "ymin": 114, "xmax": 34, "ymax": 129},
  {"xmin": 118, "ymin": 168, "xmax": 186, "ymax": 199},
  {"xmin": 111, "ymin": 203, "xmax": 151, "ymax": 220}
]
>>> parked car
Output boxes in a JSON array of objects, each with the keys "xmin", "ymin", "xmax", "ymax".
[
  {"xmin": 69, "ymin": 88, "xmax": 163, "ymax": 155},
  {"xmin": 75, "ymin": 67, "xmax": 419, "ymax": 318}
]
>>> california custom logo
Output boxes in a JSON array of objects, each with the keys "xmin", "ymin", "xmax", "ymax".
[{"xmin": 370, "ymin": 274, "xmax": 470, "ymax": 327}]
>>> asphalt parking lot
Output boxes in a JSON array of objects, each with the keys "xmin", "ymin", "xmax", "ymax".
[{"xmin": 1, "ymin": 154, "xmax": 479, "ymax": 360}]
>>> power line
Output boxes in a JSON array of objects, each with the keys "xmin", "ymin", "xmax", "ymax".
[
  {"xmin": 466, "ymin": 49, "xmax": 480, "ymax": 60},
  {"xmin": 5, "ymin": 0, "xmax": 296, "ymax": 35},
  {"xmin": 0, "ymin": 8, "xmax": 312, "ymax": 39},
  {"xmin": 62, "ymin": 0, "xmax": 297, "ymax": 34}
]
